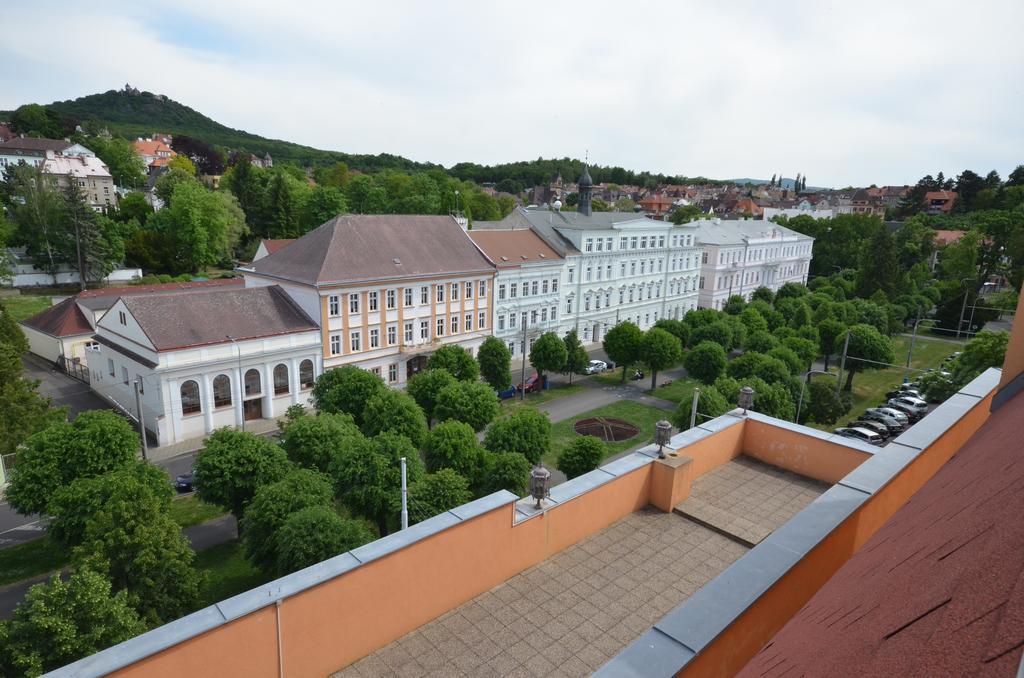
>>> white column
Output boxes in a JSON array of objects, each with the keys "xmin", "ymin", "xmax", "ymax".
[
  {"xmin": 167, "ymin": 378, "xmax": 183, "ymax": 443},
  {"xmin": 262, "ymin": 363, "xmax": 274, "ymax": 420},
  {"xmin": 289, "ymin": 357, "xmax": 300, "ymax": 405},
  {"xmin": 232, "ymin": 367, "xmax": 244, "ymax": 428},
  {"xmin": 201, "ymin": 373, "xmax": 214, "ymax": 434}
]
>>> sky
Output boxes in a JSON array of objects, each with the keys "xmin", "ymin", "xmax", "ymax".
[{"xmin": 2, "ymin": 0, "xmax": 1021, "ymax": 188}]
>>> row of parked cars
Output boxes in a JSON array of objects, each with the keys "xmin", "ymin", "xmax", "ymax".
[{"xmin": 834, "ymin": 383, "xmax": 930, "ymax": 446}]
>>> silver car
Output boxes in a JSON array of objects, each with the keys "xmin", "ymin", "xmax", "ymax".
[
  {"xmin": 585, "ymin": 360, "xmax": 607, "ymax": 374},
  {"xmin": 887, "ymin": 396, "xmax": 928, "ymax": 418},
  {"xmin": 834, "ymin": 427, "xmax": 884, "ymax": 445},
  {"xmin": 875, "ymin": 407, "xmax": 910, "ymax": 425}
]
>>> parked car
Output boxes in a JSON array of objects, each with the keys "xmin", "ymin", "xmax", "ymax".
[
  {"xmin": 887, "ymin": 395, "xmax": 928, "ymax": 419},
  {"xmin": 874, "ymin": 407, "xmax": 910, "ymax": 425},
  {"xmin": 849, "ymin": 419, "xmax": 891, "ymax": 438},
  {"xmin": 174, "ymin": 472, "xmax": 195, "ymax": 493},
  {"xmin": 496, "ymin": 386, "xmax": 517, "ymax": 400},
  {"xmin": 584, "ymin": 360, "xmax": 608, "ymax": 374},
  {"xmin": 517, "ymin": 373, "xmax": 544, "ymax": 394},
  {"xmin": 885, "ymin": 385, "xmax": 923, "ymax": 400},
  {"xmin": 861, "ymin": 409, "xmax": 904, "ymax": 433},
  {"xmin": 833, "ymin": 427, "xmax": 884, "ymax": 445}
]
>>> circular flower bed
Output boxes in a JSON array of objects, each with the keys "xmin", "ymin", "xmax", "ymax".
[{"xmin": 573, "ymin": 417, "xmax": 640, "ymax": 442}]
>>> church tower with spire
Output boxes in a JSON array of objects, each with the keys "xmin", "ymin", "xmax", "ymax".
[{"xmin": 578, "ymin": 164, "xmax": 594, "ymax": 216}]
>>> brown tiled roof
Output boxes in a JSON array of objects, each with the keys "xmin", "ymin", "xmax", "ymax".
[
  {"xmin": 245, "ymin": 215, "xmax": 495, "ymax": 287},
  {"xmin": 467, "ymin": 229, "xmax": 563, "ymax": 268},
  {"xmin": 19, "ymin": 297, "xmax": 94, "ymax": 337},
  {"xmin": 0, "ymin": 137, "xmax": 71, "ymax": 152},
  {"xmin": 119, "ymin": 286, "xmax": 319, "ymax": 351},
  {"xmin": 934, "ymin": 229, "xmax": 967, "ymax": 246},
  {"xmin": 739, "ymin": 390, "xmax": 1024, "ymax": 677},
  {"xmin": 261, "ymin": 239, "xmax": 294, "ymax": 255}
]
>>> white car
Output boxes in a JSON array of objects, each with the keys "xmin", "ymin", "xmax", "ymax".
[
  {"xmin": 834, "ymin": 427, "xmax": 884, "ymax": 445},
  {"xmin": 585, "ymin": 360, "xmax": 608, "ymax": 374},
  {"xmin": 874, "ymin": 407, "xmax": 910, "ymax": 425},
  {"xmin": 887, "ymin": 395, "xmax": 928, "ymax": 418}
]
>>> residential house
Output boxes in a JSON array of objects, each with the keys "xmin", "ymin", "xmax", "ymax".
[
  {"xmin": 467, "ymin": 227, "xmax": 564, "ymax": 360},
  {"xmin": 91, "ymin": 285, "xmax": 321, "ymax": 446},
  {"xmin": 238, "ymin": 215, "xmax": 496, "ymax": 386},
  {"xmin": 41, "ymin": 154, "xmax": 117, "ymax": 211},
  {"xmin": 637, "ymin": 193, "xmax": 674, "ymax": 219},
  {"xmin": 850, "ymin": 188, "xmax": 886, "ymax": 217},
  {"xmin": 692, "ymin": 218, "xmax": 814, "ymax": 310},
  {"xmin": 0, "ymin": 137, "xmax": 94, "ymax": 175},
  {"xmin": 762, "ymin": 206, "xmax": 834, "ymax": 221},
  {"xmin": 132, "ymin": 137, "xmax": 177, "ymax": 171},
  {"xmin": 924, "ymin": 189, "xmax": 957, "ymax": 215}
]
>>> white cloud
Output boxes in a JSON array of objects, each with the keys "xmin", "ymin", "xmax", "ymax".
[{"xmin": 1, "ymin": 0, "xmax": 1021, "ymax": 186}]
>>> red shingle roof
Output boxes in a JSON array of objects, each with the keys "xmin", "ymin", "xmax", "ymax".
[
  {"xmin": 19, "ymin": 297, "xmax": 94, "ymax": 337},
  {"xmin": 739, "ymin": 391, "xmax": 1024, "ymax": 677},
  {"xmin": 260, "ymin": 239, "xmax": 295, "ymax": 255}
]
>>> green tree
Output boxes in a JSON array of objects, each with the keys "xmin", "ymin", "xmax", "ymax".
[
  {"xmin": 767, "ymin": 346, "xmax": 803, "ymax": 375},
  {"xmin": 684, "ymin": 341, "xmax": 728, "ymax": 385},
  {"xmin": 0, "ymin": 569, "xmax": 144, "ymax": 677},
  {"xmin": 4, "ymin": 165, "xmax": 74, "ymax": 275},
  {"xmin": 782, "ymin": 336, "xmax": 819, "ymax": 369},
  {"xmin": 301, "ymin": 186, "xmax": 347, "ymax": 231},
  {"xmin": 953, "ymin": 330, "xmax": 1009, "ymax": 383},
  {"xmin": 406, "ymin": 368, "xmax": 458, "ymax": 424},
  {"xmin": 147, "ymin": 180, "xmax": 247, "ymax": 272},
  {"xmin": 689, "ymin": 321, "xmax": 733, "ymax": 350},
  {"xmin": 754, "ymin": 356, "xmax": 792, "ymax": 385},
  {"xmin": 0, "ymin": 305, "xmax": 29, "ymax": 356},
  {"xmin": 603, "ymin": 321, "xmax": 644, "ymax": 382},
  {"xmin": 424, "ymin": 420, "xmax": 484, "ymax": 478},
  {"xmin": 89, "ymin": 136, "xmax": 147, "ymax": 188},
  {"xmin": 330, "ymin": 432, "xmax": 423, "ymax": 536},
  {"xmin": 804, "ymin": 379, "xmax": 851, "ymax": 425},
  {"xmin": 715, "ymin": 375, "xmax": 795, "ymax": 421},
  {"xmin": 836, "ymin": 324, "xmax": 895, "ymax": 392},
  {"xmin": 669, "ymin": 204, "xmax": 703, "ymax": 224},
  {"xmin": 242, "ymin": 469, "xmax": 335, "ymax": 573},
  {"xmin": 561, "ymin": 330, "xmax": 589, "ymax": 384},
  {"xmin": 654, "ymin": 318, "xmax": 691, "ymax": 347},
  {"xmin": 279, "ymin": 412, "xmax": 361, "ymax": 473},
  {"xmin": 426, "ymin": 345, "xmax": 480, "ymax": 382},
  {"xmin": 739, "ymin": 306, "xmax": 769, "ymax": 336},
  {"xmin": 817, "ymin": 318, "xmax": 846, "ymax": 371},
  {"xmin": 361, "ymin": 389, "xmax": 428, "ymax": 448},
  {"xmin": 643, "ymin": 327, "xmax": 682, "ymax": 390},
  {"xmin": 224, "ymin": 157, "xmax": 269, "ymax": 235},
  {"xmin": 408, "ymin": 469, "xmax": 473, "ymax": 523},
  {"xmin": 434, "ymin": 381, "xmax": 499, "ymax": 431},
  {"xmin": 275, "ymin": 507, "xmax": 374, "ymax": 576},
  {"xmin": 5, "ymin": 410, "xmax": 138, "ymax": 516},
  {"xmin": 483, "ymin": 408, "xmax": 551, "ymax": 465},
  {"xmin": 0, "ymin": 374, "xmax": 66, "ymax": 460},
  {"xmin": 672, "ymin": 385, "xmax": 731, "ymax": 430},
  {"xmin": 918, "ymin": 371, "xmax": 959, "ymax": 403},
  {"xmin": 726, "ymin": 351, "xmax": 769, "ymax": 379},
  {"xmin": 557, "ymin": 436, "xmax": 606, "ymax": 479},
  {"xmin": 529, "ymin": 331, "xmax": 567, "ymax": 384},
  {"xmin": 193, "ymin": 428, "xmax": 291, "ymax": 524},
  {"xmin": 114, "ymin": 191, "xmax": 153, "ymax": 226},
  {"xmin": 744, "ymin": 330, "xmax": 780, "ymax": 354},
  {"xmin": 62, "ymin": 178, "xmax": 123, "ymax": 284},
  {"xmin": 751, "ymin": 286, "xmax": 775, "ymax": 304},
  {"xmin": 74, "ymin": 496, "xmax": 202, "ymax": 625},
  {"xmin": 9, "ymin": 103, "xmax": 65, "ymax": 138},
  {"xmin": 153, "ymin": 167, "xmax": 198, "ymax": 208},
  {"xmin": 477, "ymin": 452, "xmax": 531, "ymax": 495},
  {"xmin": 477, "ymin": 336, "xmax": 512, "ymax": 391},
  {"xmin": 311, "ymin": 365, "xmax": 386, "ymax": 424},
  {"xmin": 47, "ymin": 460, "xmax": 171, "ymax": 550}
]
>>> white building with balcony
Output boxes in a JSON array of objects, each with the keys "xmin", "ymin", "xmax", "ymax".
[
  {"xmin": 692, "ymin": 218, "xmax": 815, "ymax": 310},
  {"xmin": 468, "ymin": 227, "xmax": 564, "ymax": 359},
  {"xmin": 238, "ymin": 215, "xmax": 496, "ymax": 386},
  {"xmin": 91, "ymin": 285, "xmax": 322, "ymax": 446}
]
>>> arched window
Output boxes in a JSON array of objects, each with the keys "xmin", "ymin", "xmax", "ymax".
[
  {"xmin": 299, "ymin": 359, "xmax": 315, "ymax": 389},
  {"xmin": 213, "ymin": 374, "xmax": 232, "ymax": 408},
  {"xmin": 273, "ymin": 364, "xmax": 289, "ymax": 395},
  {"xmin": 180, "ymin": 380, "xmax": 201, "ymax": 415},
  {"xmin": 245, "ymin": 368, "xmax": 261, "ymax": 397}
]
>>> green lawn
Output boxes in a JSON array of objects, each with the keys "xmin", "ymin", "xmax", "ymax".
[
  {"xmin": 0, "ymin": 294, "xmax": 53, "ymax": 322},
  {"xmin": 0, "ymin": 538, "xmax": 67, "ymax": 587},
  {"xmin": 193, "ymin": 540, "xmax": 271, "ymax": 608},
  {"xmin": 169, "ymin": 495, "xmax": 226, "ymax": 528},
  {"xmin": 651, "ymin": 376, "xmax": 700, "ymax": 404},
  {"xmin": 807, "ymin": 335, "xmax": 961, "ymax": 431},
  {"xmin": 545, "ymin": 400, "xmax": 666, "ymax": 467},
  {"xmin": 501, "ymin": 382, "xmax": 584, "ymax": 413}
]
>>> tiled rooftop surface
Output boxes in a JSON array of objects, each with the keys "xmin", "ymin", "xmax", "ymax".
[
  {"xmin": 675, "ymin": 456, "xmax": 830, "ymax": 546},
  {"xmin": 333, "ymin": 509, "xmax": 747, "ymax": 677}
]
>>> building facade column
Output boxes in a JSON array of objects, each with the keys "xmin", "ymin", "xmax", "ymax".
[
  {"xmin": 201, "ymin": 373, "xmax": 215, "ymax": 434},
  {"xmin": 262, "ymin": 362, "xmax": 274, "ymax": 420},
  {"xmin": 167, "ymin": 377, "xmax": 183, "ymax": 443},
  {"xmin": 289, "ymin": 357, "xmax": 301, "ymax": 405},
  {"xmin": 232, "ymin": 367, "xmax": 244, "ymax": 428}
]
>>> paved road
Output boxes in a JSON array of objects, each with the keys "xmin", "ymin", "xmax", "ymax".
[
  {"xmin": 21, "ymin": 353, "xmax": 110, "ymax": 418},
  {"xmin": 0, "ymin": 513, "xmax": 238, "ymax": 620}
]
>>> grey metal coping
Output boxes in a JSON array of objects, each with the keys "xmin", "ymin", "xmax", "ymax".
[
  {"xmin": 696, "ymin": 410, "xmax": 745, "ymax": 434},
  {"xmin": 597, "ymin": 372, "xmax": 1003, "ymax": 677},
  {"xmin": 601, "ymin": 451, "xmax": 656, "ymax": 477},
  {"xmin": 47, "ymin": 490, "xmax": 518, "ymax": 678},
  {"xmin": 958, "ymin": 366, "xmax": 1002, "ymax": 399},
  {"xmin": 744, "ymin": 410, "xmax": 880, "ymax": 455}
]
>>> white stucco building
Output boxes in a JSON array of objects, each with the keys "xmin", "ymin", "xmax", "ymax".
[
  {"xmin": 692, "ymin": 218, "xmax": 815, "ymax": 310},
  {"xmin": 91, "ymin": 285, "xmax": 322, "ymax": 446}
]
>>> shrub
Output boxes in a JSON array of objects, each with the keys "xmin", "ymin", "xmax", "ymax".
[{"xmin": 557, "ymin": 436, "xmax": 606, "ymax": 479}]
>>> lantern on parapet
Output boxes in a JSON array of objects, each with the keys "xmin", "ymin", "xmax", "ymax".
[
  {"xmin": 739, "ymin": 386, "xmax": 755, "ymax": 415},
  {"xmin": 529, "ymin": 465, "xmax": 550, "ymax": 509},
  {"xmin": 655, "ymin": 420, "xmax": 672, "ymax": 459}
]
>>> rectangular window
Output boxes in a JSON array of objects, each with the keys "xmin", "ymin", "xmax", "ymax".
[
  {"xmin": 368, "ymin": 291, "xmax": 379, "ymax": 311},
  {"xmin": 606, "ymin": 264, "xmax": 612, "ymax": 279},
  {"xmin": 702, "ymin": 251, "xmax": 708, "ymax": 264},
  {"xmin": 107, "ymin": 358, "xmax": 115, "ymax": 376},
  {"xmin": 498, "ymin": 284, "xmax": 506, "ymax": 300},
  {"xmin": 596, "ymin": 239, "xmax": 603, "ymax": 252},
  {"xmin": 631, "ymin": 236, "xmax": 638, "ymax": 249},
  {"xmin": 541, "ymin": 308, "xmax": 548, "ymax": 322},
  {"xmin": 498, "ymin": 315, "xmax": 505, "ymax": 330},
  {"xmin": 542, "ymin": 280, "xmax": 549, "ymax": 294},
  {"xmin": 596, "ymin": 267, "xmax": 602, "ymax": 281},
  {"xmin": 451, "ymin": 283, "xmax": 459, "ymax": 301},
  {"xmin": 567, "ymin": 268, "xmax": 575, "ymax": 283},
  {"xmin": 437, "ymin": 285, "xmax": 445, "ymax": 303},
  {"xmin": 552, "ymin": 279, "xmax": 558, "ymax": 292},
  {"xmin": 585, "ymin": 238, "xmax": 593, "ymax": 252},
  {"xmin": 465, "ymin": 314, "xmax": 472, "ymax": 331},
  {"xmin": 121, "ymin": 367, "xmax": 129, "ymax": 385},
  {"xmin": 630, "ymin": 261, "xmax": 636, "ymax": 275},
  {"xmin": 531, "ymin": 310, "xmax": 538, "ymax": 323},
  {"xmin": 641, "ymin": 236, "xmax": 648, "ymax": 248},
  {"xmin": 522, "ymin": 283, "xmax": 529, "ymax": 298},
  {"xmin": 508, "ymin": 341, "xmax": 515, "ymax": 356},
  {"xmin": 421, "ymin": 286, "xmax": 429, "ymax": 304},
  {"xmin": 658, "ymin": 236, "xmax": 665, "ymax": 248},
  {"xmin": 420, "ymin": 320, "xmax": 429, "ymax": 339},
  {"xmin": 509, "ymin": 312, "xmax": 517, "ymax": 328},
  {"xmin": 620, "ymin": 262, "xmax": 626, "ymax": 277},
  {"xmin": 330, "ymin": 334, "xmax": 341, "ymax": 355},
  {"xmin": 387, "ymin": 325, "xmax": 396, "ymax": 345},
  {"xmin": 620, "ymin": 237, "xmax": 627, "ymax": 249},
  {"xmin": 479, "ymin": 280, "xmax": 487, "ymax": 297},
  {"xmin": 118, "ymin": 311, "xmax": 127, "ymax": 325},
  {"xmin": 566, "ymin": 298, "xmax": 573, "ymax": 314},
  {"xmin": 371, "ymin": 367, "xmax": 381, "ymax": 377},
  {"xmin": 328, "ymin": 295, "xmax": 340, "ymax": 316},
  {"xmin": 451, "ymin": 316, "xmax": 458, "ymax": 334},
  {"xmin": 551, "ymin": 306, "xmax": 557, "ymax": 320},
  {"xmin": 586, "ymin": 267, "xmax": 592, "ymax": 282},
  {"xmin": 386, "ymin": 290, "xmax": 396, "ymax": 309},
  {"xmin": 510, "ymin": 283, "xmax": 518, "ymax": 298},
  {"xmin": 465, "ymin": 281, "xmax": 473, "ymax": 298},
  {"xmin": 136, "ymin": 375, "xmax": 144, "ymax": 394},
  {"xmin": 478, "ymin": 312, "xmax": 486, "ymax": 329},
  {"xmin": 370, "ymin": 328, "xmax": 379, "ymax": 348},
  {"xmin": 388, "ymin": 363, "xmax": 398, "ymax": 383},
  {"xmin": 605, "ymin": 237, "xmax": 612, "ymax": 251},
  {"xmin": 404, "ymin": 322, "xmax": 413, "ymax": 343},
  {"xmin": 619, "ymin": 289, "xmax": 625, "ymax": 304},
  {"xmin": 531, "ymin": 281, "xmax": 538, "ymax": 295},
  {"xmin": 404, "ymin": 288, "xmax": 413, "ymax": 306},
  {"xmin": 349, "ymin": 294, "xmax": 360, "ymax": 313},
  {"xmin": 585, "ymin": 296, "xmax": 591, "ymax": 311},
  {"xmin": 437, "ymin": 318, "xmax": 445, "ymax": 336},
  {"xmin": 350, "ymin": 331, "xmax": 361, "ymax": 352}
]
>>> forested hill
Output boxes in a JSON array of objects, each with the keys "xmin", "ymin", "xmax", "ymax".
[{"xmin": 7, "ymin": 88, "xmax": 436, "ymax": 172}]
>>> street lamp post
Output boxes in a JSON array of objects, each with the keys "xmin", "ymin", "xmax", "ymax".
[{"xmin": 796, "ymin": 370, "xmax": 837, "ymax": 424}]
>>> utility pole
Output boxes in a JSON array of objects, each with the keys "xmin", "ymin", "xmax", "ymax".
[
  {"xmin": 956, "ymin": 280, "xmax": 971, "ymax": 339},
  {"xmin": 73, "ymin": 220, "xmax": 86, "ymax": 292},
  {"xmin": 904, "ymin": 315, "xmax": 921, "ymax": 383},
  {"xmin": 519, "ymin": 314, "xmax": 528, "ymax": 401},
  {"xmin": 689, "ymin": 387, "xmax": 700, "ymax": 429},
  {"xmin": 835, "ymin": 330, "xmax": 850, "ymax": 397},
  {"xmin": 400, "ymin": 457, "xmax": 408, "ymax": 530},
  {"xmin": 134, "ymin": 377, "xmax": 149, "ymax": 460}
]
